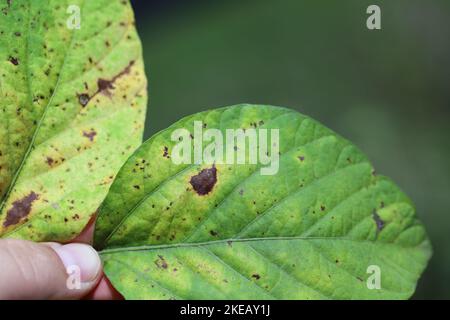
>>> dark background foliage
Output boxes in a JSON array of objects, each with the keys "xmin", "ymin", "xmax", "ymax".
[{"xmin": 130, "ymin": 0, "xmax": 450, "ymax": 299}]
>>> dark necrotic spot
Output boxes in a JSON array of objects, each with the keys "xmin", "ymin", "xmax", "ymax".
[
  {"xmin": 155, "ymin": 255, "xmax": 168, "ymax": 269},
  {"xmin": 97, "ymin": 78, "xmax": 114, "ymax": 95},
  {"xmin": 209, "ymin": 230, "xmax": 218, "ymax": 236},
  {"xmin": 372, "ymin": 210, "xmax": 385, "ymax": 232},
  {"xmin": 83, "ymin": 129, "xmax": 97, "ymax": 142},
  {"xmin": 8, "ymin": 56, "xmax": 18, "ymax": 65},
  {"xmin": 78, "ymin": 93, "xmax": 90, "ymax": 107},
  {"xmin": 4, "ymin": 192, "xmax": 39, "ymax": 227},
  {"xmin": 190, "ymin": 166, "xmax": 217, "ymax": 196},
  {"xmin": 252, "ymin": 274, "xmax": 261, "ymax": 280},
  {"xmin": 77, "ymin": 60, "xmax": 135, "ymax": 106},
  {"xmin": 95, "ymin": 60, "xmax": 135, "ymax": 98},
  {"xmin": 162, "ymin": 146, "xmax": 170, "ymax": 158}
]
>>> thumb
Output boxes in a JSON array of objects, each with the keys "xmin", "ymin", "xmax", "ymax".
[{"xmin": 0, "ymin": 239, "xmax": 102, "ymax": 300}]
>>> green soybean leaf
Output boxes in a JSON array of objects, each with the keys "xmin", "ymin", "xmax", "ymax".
[
  {"xmin": 95, "ymin": 104, "xmax": 431, "ymax": 300},
  {"xmin": 0, "ymin": 0, "xmax": 147, "ymax": 241}
]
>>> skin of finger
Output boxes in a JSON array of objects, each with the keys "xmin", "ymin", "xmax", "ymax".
[
  {"xmin": 0, "ymin": 239, "xmax": 93, "ymax": 299},
  {"xmin": 70, "ymin": 216, "xmax": 123, "ymax": 299},
  {"xmin": 85, "ymin": 276, "xmax": 124, "ymax": 300}
]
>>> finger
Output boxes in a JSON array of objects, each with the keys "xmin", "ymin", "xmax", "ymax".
[
  {"xmin": 84, "ymin": 276, "xmax": 123, "ymax": 300},
  {"xmin": 70, "ymin": 214, "xmax": 120, "ymax": 300},
  {"xmin": 0, "ymin": 239, "xmax": 102, "ymax": 300}
]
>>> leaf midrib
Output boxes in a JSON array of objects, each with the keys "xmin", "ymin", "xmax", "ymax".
[{"xmin": 99, "ymin": 235, "xmax": 426, "ymax": 255}]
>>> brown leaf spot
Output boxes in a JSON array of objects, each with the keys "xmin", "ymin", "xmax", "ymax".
[
  {"xmin": 97, "ymin": 60, "xmax": 134, "ymax": 96},
  {"xmin": 209, "ymin": 230, "xmax": 218, "ymax": 236},
  {"xmin": 8, "ymin": 56, "xmax": 19, "ymax": 65},
  {"xmin": 83, "ymin": 129, "xmax": 97, "ymax": 142},
  {"xmin": 97, "ymin": 78, "xmax": 115, "ymax": 96},
  {"xmin": 3, "ymin": 192, "xmax": 39, "ymax": 227},
  {"xmin": 252, "ymin": 274, "xmax": 261, "ymax": 280},
  {"xmin": 78, "ymin": 93, "xmax": 90, "ymax": 107},
  {"xmin": 162, "ymin": 146, "xmax": 170, "ymax": 158},
  {"xmin": 190, "ymin": 166, "xmax": 217, "ymax": 196},
  {"xmin": 155, "ymin": 255, "xmax": 168, "ymax": 269},
  {"xmin": 372, "ymin": 210, "xmax": 385, "ymax": 232},
  {"xmin": 46, "ymin": 157, "xmax": 54, "ymax": 166}
]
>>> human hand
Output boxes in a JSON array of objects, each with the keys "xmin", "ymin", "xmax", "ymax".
[{"xmin": 0, "ymin": 219, "xmax": 120, "ymax": 300}]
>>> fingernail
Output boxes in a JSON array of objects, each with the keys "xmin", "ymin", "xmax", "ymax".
[{"xmin": 54, "ymin": 243, "xmax": 101, "ymax": 283}]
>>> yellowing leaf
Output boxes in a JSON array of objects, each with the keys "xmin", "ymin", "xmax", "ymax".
[
  {"xmin": 95, "ymin": 105, "xmax": 431, "ymax": 299},
  {"xmin": 0, "ymin": 0, "xmax": 147, "ymax": 241}
]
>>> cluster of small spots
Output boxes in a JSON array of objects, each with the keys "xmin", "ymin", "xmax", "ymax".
[
  {"xmin": 154, "ymin": 255, "xmax": 168, "ymax": 269},
  {"xmin": 162, "ymin": 146, "xmax": 170, "ymax": 158},
  {"xmin": 249, "ymin": 120, "xmax": 265, "ymax": 128},
  {"xmin": 133, "ymin": 159, "xmax": 148, "ymax": 173}
]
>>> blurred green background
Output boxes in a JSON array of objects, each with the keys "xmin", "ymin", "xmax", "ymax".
[{"xmin": 130, "ymin": 0, "xmax": 450, "ymax": 299}]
